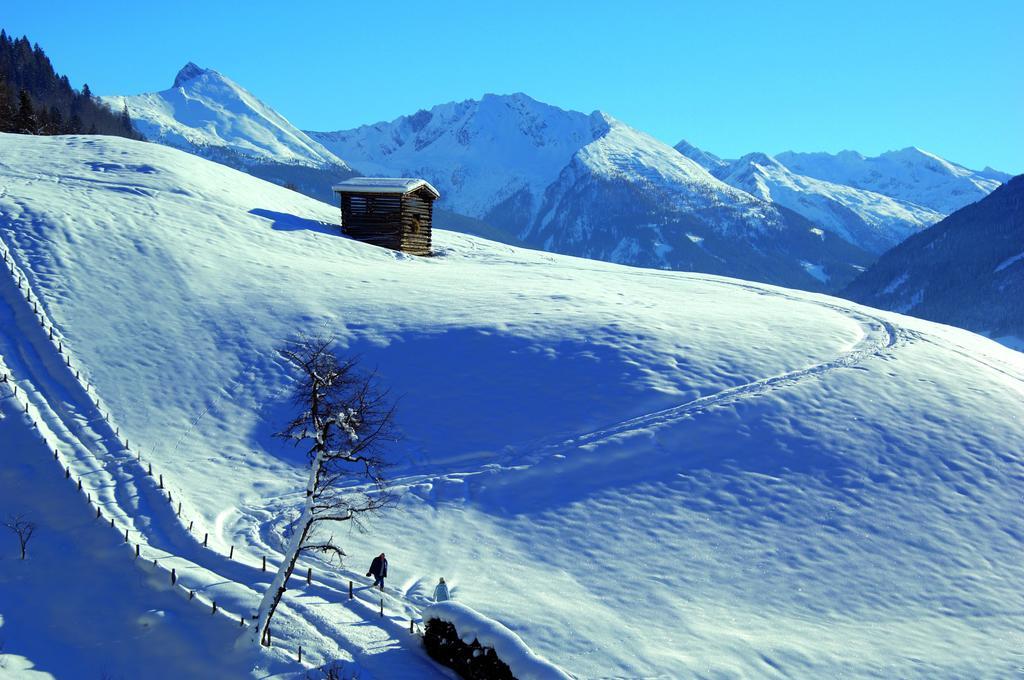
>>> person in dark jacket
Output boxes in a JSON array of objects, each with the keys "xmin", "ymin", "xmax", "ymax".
[{"xmin": 367, "ymin": 552, "xmax": 388, "ymax": 590}]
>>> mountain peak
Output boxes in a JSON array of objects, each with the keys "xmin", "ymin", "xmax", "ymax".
[
  {"xmin": 674, "ymin": 139, "xmax": 727, "ymax": 171},
  {"xmin": 173, "ymin": 62, "xmax": 215, "ymax": 89},
  {"xmin": 738, "ymin": 151, "xmax": 779, "ymax": 168}
]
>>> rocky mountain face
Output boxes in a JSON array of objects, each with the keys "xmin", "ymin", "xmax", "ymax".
[{"xmin": 843, "ymin": 174, "xmax": 1024, "ymax": 342}]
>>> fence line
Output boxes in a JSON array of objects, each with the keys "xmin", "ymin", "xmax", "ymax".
[{"xmin": 0, "ymin": 238, "xmax": 417, "ymax": 667}]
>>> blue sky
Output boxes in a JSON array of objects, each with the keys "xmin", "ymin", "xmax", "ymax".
[{"xmin": 5, "ymin": 1, "xmax": 1022, "ymax": 172}]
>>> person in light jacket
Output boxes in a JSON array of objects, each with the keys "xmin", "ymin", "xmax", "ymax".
[
  {"xmin": 433, "ymin": 577, "xmax": 450, "ymax": 602},
  {"xmin": 367, "ymin": 553, "xmax": 388, "ymax": 590}
]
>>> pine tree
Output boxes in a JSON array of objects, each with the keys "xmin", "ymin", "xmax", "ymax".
[
  {"xmin": 47, "ymin": 105, "xmax": 64, "ymax": 134},
  {"xmin": 15, "ymin": 89, "xmax": 36, "ymax": 134},
  {"xmin": 0, "ymin": 79, "xmax": 14, "ymax": 133},
  {"xmin": 81, "ymin": 83, "xmax": 92, "ymax": 100},
  {"xmin": 120, "ymin": 102, "xmax": 132, "ymax": 132}
]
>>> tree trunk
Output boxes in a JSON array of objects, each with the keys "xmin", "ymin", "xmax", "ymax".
[{"xmin": 250, "ymin": 446, "xmax": 325, "ymax": 646}]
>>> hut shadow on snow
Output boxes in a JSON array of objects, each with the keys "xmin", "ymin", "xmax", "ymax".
[{"xmin": 249, "ymin": 208, "xmax": 337, "ymax": 236}]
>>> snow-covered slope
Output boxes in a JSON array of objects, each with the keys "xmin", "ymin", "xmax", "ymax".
[
  {"xmin": 844, "ymin": 173, "xmax": 1024, "ymax": 345},
  {"xmin": 776, "ymin": 147, "xmax": 1009, "ymax": 215},
  {"xmin": 713, "ymin": 152, "xmax": 945, "ymax": 253},
  {"xmin": 313, "ymin": 95, "xmax": 871, "ymax": 292},
  {"xmin": 104, "ymin": 63, "xmax": 349, "ymax": 170},
  {"xmin": 2, "ymin": 133, "xmax": 1024, "ymax": 678},
  {"xmin": 0, "ymin": 384, "xmax": 271, "ymax": 679}
]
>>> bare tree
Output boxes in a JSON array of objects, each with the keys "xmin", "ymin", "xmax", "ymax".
[
  {"xmin": 4, "ymin": 514, "xmax": 37, "ymax": 560},
  {"xmin": 251, "ymin": 334, "xmax": 397, "ymax": 646}
]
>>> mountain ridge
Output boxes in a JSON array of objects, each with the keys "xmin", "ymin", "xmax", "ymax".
[
  {"xmin": 311, "ymin": 93, "xmax": 872, "ymax": 292},
  {"xmin": 103, "ymin": 62, "xmax": 351, "ymax": 171},
  {"xmin": 842, "ymin": 174, "xmax": 1024, "ymax": 343}
]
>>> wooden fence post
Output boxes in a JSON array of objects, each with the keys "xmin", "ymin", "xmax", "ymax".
[
  {"xmin": 229, "ymin": 545, "xmax": 234, "ymax": 559},
  {"xmin": 159, "ymin": 474, "xmax": 164, "ymax": 489},
  {"xmin": 77, "ymin": 478, "xmax": 82, "ymax": 490},
  {"xmin": 203, "ymin": 533, "xmax": 208, "ymax": 547},
  {"xmin": 171, "ymin": 569, "xmax": 176, "ymax": 586},
  {"xmin": 380, "ymin": 599, "xmax": 384, "ymax": 617},
  {"xmin": 410, "ymin": 618, "xmax": 414, "ymax": 634},
  {"xmin": 240, "ymin": 616, "xmax": 245, "ymax": 627},
  {"xmin": 262, "ymin": 555, "xmax": 266, "ymax": 572},
  {"xmin": 124, "ymin": 528, "xmax": 129, "ymax": 542},
  {"xmin": 298, "ymin": 645, "xmax": 302, "ymax": 663},
  {"xmin": 212, "ymin": 601, "xmax": 217, "ymax": 614},
  {"xmin": 135, "ymin": 544, "xmax": 140, "ymax": 558},
  {"xmin": 349, "ymin": 580, "xmax": 353, "ymax": 599},
  {"xmin": 177, "ymin": 502, "xmax": 182, "ymax": 517},
  {"xmin": 306, "ymin": 567, "xmax": 312, "ymax": 586},
  {"xmin": 147, "ymin": 462, "xmax": 152, "ymax": 475},
  {"xmin": 189, "ymin": 590, "xmax": 194, "ymax": 600},
  {"xmin": 188, "ymin": 520, "xmax": 194, "ymax": 532}
]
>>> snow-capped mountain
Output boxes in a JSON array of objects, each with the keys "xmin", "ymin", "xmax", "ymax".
[
  {"xmin": 312, "ymin": 94, "xmax": 872, "ymax": 292},
  {"xmin": 711, "ymin": 152, "xmax": 945, "ymax": 253},
  {"xmin": 104, "ymin": 63, "xmax": 354, "ymax": 199},
  {"xmin": 310, "ymin": 93, "xmax": 603, "ymax": 226},
  {"xmin": 843, "ymin": 174, "xmax": 1024, "ymax": 345},
  {"xmin": 105, "ymin": 63, "xmax": 348, "ymax": 169},
  {"xmin": 3, "ymin": 132, "xmax": 1023, "ymax": 677},
  {"xmin": 775, "ymin": 147, "xmax": 1009, "ymax": 215}
]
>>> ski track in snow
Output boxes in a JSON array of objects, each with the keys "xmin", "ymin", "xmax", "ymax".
[{"xmin": 381, "ymin": 274, "xmax": 911, "ymax": 499}]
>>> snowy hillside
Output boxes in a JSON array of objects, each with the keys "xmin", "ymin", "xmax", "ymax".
[
  {"xmin": 312, "ymin": 94, "xmax": 871, "ymax": 292},
  {"xmin": 776, "ymin": 147, "xmax": 1009, "ymax": 215},
  {"xmin": 2, "ymin": 133, "xmax": 1024, "ymax": 678},
  {"xmin": 844, "ymin": 174, "xmax": 1024, "ymax": 346},
  {"xmin": 713, "ymin": 152, "xmax": 944, "ymax": 253}
]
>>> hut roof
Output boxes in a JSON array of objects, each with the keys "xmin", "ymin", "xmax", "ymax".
[{"xmin": 332, "ymin": 177, "xmax": 440, "ymax": 199}]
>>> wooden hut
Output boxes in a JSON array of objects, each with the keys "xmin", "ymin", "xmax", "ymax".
[{"xmin": 332, "ymin": 178, "xmax": 440, "ymax": 255}]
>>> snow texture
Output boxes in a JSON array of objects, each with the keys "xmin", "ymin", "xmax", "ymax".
[{"xmin": 0, "ymin": 133, "xmax": 1023, "ymax": 678}]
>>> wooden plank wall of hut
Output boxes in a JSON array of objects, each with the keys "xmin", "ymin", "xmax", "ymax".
[
  {"xmin": 399, "ymin": 190, "xmax": 433, "ymax": 255},
  {"xmin": 341, "ymin": 192, "xmax": 405, "ymax": 250}
]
